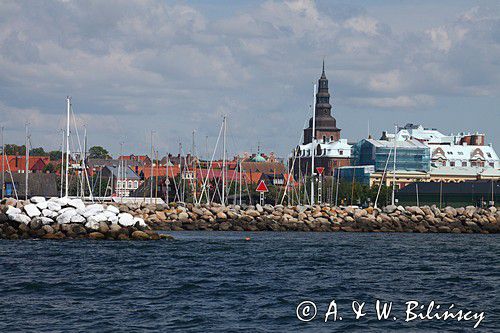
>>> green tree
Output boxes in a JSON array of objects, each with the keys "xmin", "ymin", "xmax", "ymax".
[
  {"xmin": 43, "ymin": 162, "xmax": 56, "ymax": 173},
  {"xmin": 88, "ymin": 146, "xmax": 110, "ymax": 159},
  {"xmin": 29, "ymin": 147, "xmax": 47, "ymax": 156},
  {"xmin": 48, "ymin": 150, "xmax": 62, "ymax": 160},
  {"xmin": 4, "ymin": 144, "xmax": 25, "ymax": 155}
]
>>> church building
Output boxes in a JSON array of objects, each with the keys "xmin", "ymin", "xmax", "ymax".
[{"xmin": 292, "ymin": 62, "xmax": 351, "ymax": 177}]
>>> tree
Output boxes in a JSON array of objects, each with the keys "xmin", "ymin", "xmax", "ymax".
[
  {"xmin": 88, "ymin": 146, "xmax": 110, "ymax": 159},
  {"xmin": 43, "ymin": 162, "xmax": 56, "ymax": 173},
  {"xmin": 4, "ymin": 144, "xmax": 25, "ymax": 155},
  {"xmin": 48, "ymin": 150, "xmax": 62, "ymax": 161},
  {"xmin": 29, "ymin": 147, "xmax": 47, "ymax": 156}
]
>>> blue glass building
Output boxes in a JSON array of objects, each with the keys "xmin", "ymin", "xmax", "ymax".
[{"xmin": 352, "ymin": 139, "xmax": 430, "ymax": 172}]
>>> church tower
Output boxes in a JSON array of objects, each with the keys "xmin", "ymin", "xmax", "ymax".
[{"xmin": 303, "ymin": 61, "xmax": 341, "ymax": 144}]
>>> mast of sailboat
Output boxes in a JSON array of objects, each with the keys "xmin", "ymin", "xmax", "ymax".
[
  {"xmin": 165, "ymin": 154, "xmax": 169, "ymax": 204},
  {"xmin": 65, "ymin": 97, "xmax": 71, "ymax": 197},
  {"xmin": 310, "ymin": 84, "xmax": 317, "ymax": 205},
  {"xmin": 222, "ymin": 116, "xmax": 227, "ymax": 205},
  {"xmin": 391, "ymin": 124, "xmax": 397, "ymax": 206},
  {"xmin": 60, "ymin": 129, "xmax": 64, "ymax": 197},
  {"xmin": 150, "ymin": 131, "xmax": 154, "ymax": 202},
  {"xmin": 25, "ymin": 122, "xmax": 29, "ymax": 200}
]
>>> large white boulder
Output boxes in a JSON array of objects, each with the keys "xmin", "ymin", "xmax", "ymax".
[
  {"xmin": 108, "ymin": 215, "xmax": 119, "ymax": 224},
  {"xmin": 118, "ymin": 213, "xmax": 134, "ymax": 227},
  {"xmin": 56, "ymin": 209, "xmax": 77, "ymax": 224},
  {"xmin": 10, "ymin": 213, "xmax": 31, "ymax": 224},
  {"xmin": 88, "ymin": 213, "xmax": 108, "ymax": 223},
  {"xmin": 46, "ymin": 201, "xmax": 62, "ymax": 212},
  {"xmin": 36, "ymin": 201, "xmax": 48, "ymax": 210},
  {"xmin": 58, "ymin": 207, "xmax": 76, "ymax": 215},
  {"xmin": 106, "ymin": 205, "xmax": 120, "ymax": 214},
  {"xmin": 103, "ymin": 210, "xmax": 117, "ymax": 219},
  {"xmin": 42, "ymin": 209, "xmax": 57, "ymax": 218},
  {"xmin": 70, "ymin": 214, "xmax": 86, "ymax": 223},
  {"xmin": 83, "ymin": 204, "xmax": 104, "ymax": 218},
  {"xmin": 55, "ymin": 197, "xmax": 70, "ymax": 207},
  {"xmin": 24, "ymin": 204, "xmax": 42, "ymax": 218},
  {"xmin": 68, "ymin": 198, "xmax": 86, "ymax": 210},
  {"xmin": 39, "ymin": 217, "xmax": 54, "ymax": 225},
  {"xmin": 6, "ymin": 206, "xmax": 21, "ymax": 215},
  {"xmin": 30, "ymin": 196, "xmax": 46, "ymax": 204},
  {"xmin": 133, "ymin": 217, "xmax": 147, "ymax": 227}
]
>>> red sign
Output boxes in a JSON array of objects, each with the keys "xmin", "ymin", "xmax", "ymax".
[
  {"xmin": 316, "ymin": 167, "xmax": 325, "ymax": 175},
  {"xmin": 255, "ymin": 180, "xmax": 269, "ymax": 192}
]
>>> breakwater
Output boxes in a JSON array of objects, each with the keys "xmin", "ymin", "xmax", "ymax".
[
  {"xmin": 0, "ymin": 197, "xmax": 169, "ymax": 240},
  {"xmin": 129, "ymin": 202, "xmax": 499, "ymax": 234},
  {"xmin": 2, "ymin": 197, "xmax": 498, "ymax": 236}
]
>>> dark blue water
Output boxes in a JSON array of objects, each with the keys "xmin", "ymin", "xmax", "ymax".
[{"xmin": 0, "ymin": 232, "xmax": 498, "ymax": 332}]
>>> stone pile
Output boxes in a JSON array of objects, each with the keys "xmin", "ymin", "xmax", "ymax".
[
  {"xmin": 0, "ymin": 197, "xmax": 171, "ymax": 240},
  {"xmin": 117, "ymin": 201, "xmax": 499, "ymax": 234}
]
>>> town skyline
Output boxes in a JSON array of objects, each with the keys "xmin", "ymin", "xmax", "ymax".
[{"xmin": 0, "ymin": 0, "xmax": 499, "ymax": 157}]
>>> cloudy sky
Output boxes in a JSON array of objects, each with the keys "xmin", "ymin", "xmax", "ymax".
[{"xmin": 0, "ymin": 0, "xmax": 499, "ymax": 158}]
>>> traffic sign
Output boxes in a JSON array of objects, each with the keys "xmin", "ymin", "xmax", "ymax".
[
  {"xmin": 316, "ymin": 167, "xmax": 325, "ymax": 175},
  {"xmin": 256, "ymin": 180, "xmax": 269, "ymax": 192}
]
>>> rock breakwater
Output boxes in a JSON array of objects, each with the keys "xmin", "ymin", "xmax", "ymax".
[
  {"xmin": 119, "ymin": 202, "xmax": 499, "ymax": 234},
  {"xmin": 0, "ymin": 197, "xmax": 171, "ymax": 240}
]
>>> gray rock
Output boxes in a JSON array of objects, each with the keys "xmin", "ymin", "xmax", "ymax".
[{"xmin": 383, "ymin": 205, "xmax": 397, "ymax": 214}]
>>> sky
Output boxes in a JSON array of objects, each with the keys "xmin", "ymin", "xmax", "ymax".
[{"xmin": 0, "ymin": 0, "xmax": 499, "ymax": 158}]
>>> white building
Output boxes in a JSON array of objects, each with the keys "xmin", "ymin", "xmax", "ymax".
[{"xmin": 386, "ymin": 124, "xmax": 499, "ymax": 170}]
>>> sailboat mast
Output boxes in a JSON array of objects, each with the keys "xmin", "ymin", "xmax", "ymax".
[
  {"xmin": 391, "ymin": 124, "xmax": 397, "ymax": 206},
  {"xmin": 150, "ymin": 131, "xmax": 154, "ymax": 202},
  {"xmin": 310, "ymin": 84, "xmax": 317, "ymax": 205},
  {"xmin": 222, "ymin": 116, "xmax": 227, "ymax": 205},
  {"xmin": 65, "ymin": 97, "xmax": 71, "ymax": 197},
  {"xmin": 25, "ymin": 123, "xmax": 29, "ymax": 200},
  {"xmin": 60, "ymin": 130, "xmax": 64, "ymax": 197}
]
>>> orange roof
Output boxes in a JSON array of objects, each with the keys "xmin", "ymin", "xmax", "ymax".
[
  {"xmin": 0, "ymin": 155, "xmax": 51, "ymax": 173},
  {"xmin": 245, "ymin": 171, "xmax": 262, "ymax": 184},
  {"xmin": 137, "ymin": 165, "xmax": 181, "ymax": 179}
]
